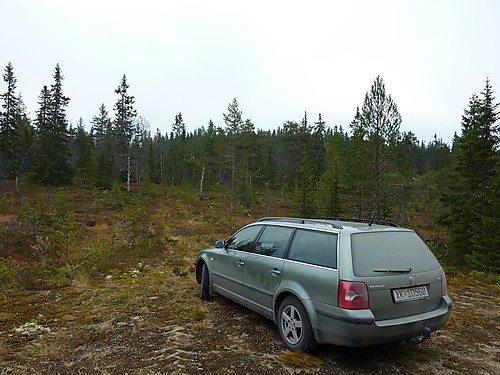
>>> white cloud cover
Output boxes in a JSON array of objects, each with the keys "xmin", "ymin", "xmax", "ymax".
[{"xmin": 2, "ymin": 0, "xmax": 499, "ymax": 143}]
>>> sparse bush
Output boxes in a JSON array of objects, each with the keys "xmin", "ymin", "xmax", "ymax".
[
  {"xmin": 0, "ymin": 259, "xmax": 16, "ymax": 286},
  {"xmin": 41, "ymin": 263, "xmax": 72, "ymax": 288},
  {"xmin": 74, "ymin": 244, "xmax": 113, "ymax": 280},
  {"xmin": 469, "ymin": 269, "xmax": 500, "ymax": 285},
  {"xmin": 18, "ymin": 193, "xmax": 82, "ymax": 265},
  {"xmin": 112, "ymin": 182, "xmax": 127, "ymax": 208}
]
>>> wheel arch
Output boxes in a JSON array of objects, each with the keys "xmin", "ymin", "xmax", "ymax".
[
  {"xmin": 273, "ymin": 285, "xmax": 317, "ymax": 336},
  {"xmin": 273, "ymin": 290, "xmax": 316, "ymax": 328},
  {"xmin": 195, "ymin": 257, "xmax": 209, "ymax": 284}
]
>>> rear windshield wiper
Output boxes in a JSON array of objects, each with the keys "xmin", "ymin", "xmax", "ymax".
[{"xmin": 373, "ymin": 268, "xmax": 412, "ymax": 273}]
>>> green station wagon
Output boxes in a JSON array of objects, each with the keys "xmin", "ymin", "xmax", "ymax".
[{"xmin": 195, "ymin": 217, "xmax": 452, "ymax": 352}]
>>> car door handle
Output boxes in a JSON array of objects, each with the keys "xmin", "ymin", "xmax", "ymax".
[
  {"xmin": 271, "ymin": 269, "xmax": 281, "ymax": 277},
  {"xmin": 237, "ymin": 260, "xmax": 245, "ymax": 267}
]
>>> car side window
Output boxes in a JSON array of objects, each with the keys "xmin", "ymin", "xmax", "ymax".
[
  {"xmin": 288, "ymin": 229, "xmax": 338, "ymax": 268},
  {"xmin": 254, "ymin": 225, "xmax": 294, "ymax": 258},
  {"xmin": 226, "ymin": 225, "xmax": 263, "ymax": 252}
]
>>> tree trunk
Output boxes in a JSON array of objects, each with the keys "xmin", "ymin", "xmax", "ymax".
[
  {"xmin": 199, "ymin": 166, "xmax": 205, "ymax": 200},
  {"xmin": 127, "ymin": 153, "xmax": 131, "ymax": 192},
  {"xmin": 230, "ymin": 151, "xmax": 235, "ymax": 213}
]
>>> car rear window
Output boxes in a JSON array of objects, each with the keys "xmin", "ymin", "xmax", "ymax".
[
  {"xmin": 287, "ymin": 229, "xmax": 338, "ymax": 268},
  {"xmin": 351, "ymin": 231, "xmax": 441, "ymax": 276}
]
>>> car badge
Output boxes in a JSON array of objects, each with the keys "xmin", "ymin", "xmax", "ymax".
[{"xmin": 408, "ymin": 275, "xmax": 415, "ymax": 286}]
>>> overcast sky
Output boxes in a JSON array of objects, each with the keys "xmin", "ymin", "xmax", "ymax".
[{"xmin": 2, "ymin": 0, "xmax": 499, "ymax": 144}]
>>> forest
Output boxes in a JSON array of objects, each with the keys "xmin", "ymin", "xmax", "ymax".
[{"xmin": 0, "ymin": 62, "xmax": 498, "ymax": 278}]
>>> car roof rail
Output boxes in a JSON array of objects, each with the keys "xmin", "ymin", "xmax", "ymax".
[
  {"xmin": 257, "ymin": 217, "xmax": 343, "ymax": 229},
  {"xmin": 321, "ymin": 216, "xmax": 399, "ymax": 227}
]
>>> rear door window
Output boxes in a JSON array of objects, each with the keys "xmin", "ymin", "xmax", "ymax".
[
  {"xmin": 254, "ymin": 225, "xmax": 294, "ymax": 258},
  {"xmin": 287, "ymin": 229, "xmax": 338, "ymax": 268},
  {"xmin": 351, "ymin": 231, "xmax": 441, "ymax": 276}
]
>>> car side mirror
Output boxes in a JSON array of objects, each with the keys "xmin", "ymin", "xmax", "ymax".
[{"xmin": 215, "ymin": 240, "xmax": 226, "ymax": 249}]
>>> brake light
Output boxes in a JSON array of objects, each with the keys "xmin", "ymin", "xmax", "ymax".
[
  {"xmin": 441, "ymin": 271, "xmax": 448, "ymax": 296},
  {"xmin": 338, "ymin": 280, "xmax": 369, "ymax": 309}
]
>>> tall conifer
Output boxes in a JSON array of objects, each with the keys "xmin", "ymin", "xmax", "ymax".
[
  {"xmin": 0, "ymin": 62, "xmax": 21, "ymax": 179},
  {"xmin": 441, "ymin": 79, "xmax": 499, "ymax": 270},
  {"xmin": 34, "ymin": 64, "xmax": 73, "ymax": 185},
  {"xmin": 113, "ymin": 75, "xmax": 137, "ymax": 191},
  {"xmin": 349, "ymin": 75, "xmax": 402, "ymax": 218},
  {"xmin": 223, "ymin": 98, "xmax": 243, "ymax": 212}
]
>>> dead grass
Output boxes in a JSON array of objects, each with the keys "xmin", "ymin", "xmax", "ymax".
[{"xmin": 279, "ymin": 351, "xmax": 322, "ymax": 369}]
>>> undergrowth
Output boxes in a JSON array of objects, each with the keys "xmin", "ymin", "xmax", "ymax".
[{"xmin": 0, "ymin": 182, "xmax": 497, "ymax": 291}]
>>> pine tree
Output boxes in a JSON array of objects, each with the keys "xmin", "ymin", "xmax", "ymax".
[
  {"xmin": 350, "ymin": 75, "xmax": 402, "ymax": 218},
  {"xmin": 223, "ymin": 98, "xmax": 244, "ymax": 212},
  {"xmin": 170, "ymin": 112, "xmax": 187, "ymax": 184},
  {"xmin": 0, "ymin": 62, "xmax": 21, "ymax": 179},
  {"xmin": 130, "ymin": 115, "xmax": 150, "ymax": 184},
  {"xmin": 172, "ymin": 112, "xmax": 186, "ymax": 140},
  {"xmin": 441, "ymin": 79, "xmax": 499, "ymax": 271},
  {"xmin": 113, "ymin": 75, "xmax": 137, "ymax": 191},
  {"xmin": 237, "ymin": 118, "xmax": 257, "ymax": 208}
]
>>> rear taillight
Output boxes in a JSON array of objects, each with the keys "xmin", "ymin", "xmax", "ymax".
[
  {"xmin": 441, "ymin": 271, "xmax": 448, "ymax": 296},
  {"xmin": 338, "ymin": 280, "xmax": 369, "ymax": 309}
]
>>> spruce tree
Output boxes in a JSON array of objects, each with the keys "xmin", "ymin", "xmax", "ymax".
[
  {"xmin": 296, "ymin": 150, "xmax": 316, "ymax": 217},
  {"xmin": 441, "ymin": 79, "xmax": 499, "ymax": 271},
  {"xmin": 94, "ymin": 132, "xmax": 115, "ymax": 189},
  {"xmin": 90, "ymin": 104, "xmax": 115, "ymax": 187},
  {"xmin": 71, "ymin": 118, "xmax": 92, "ymax": 178},
  {"xmin": 113, "ymin": 75, "xmax": 137, "ymax": 191},
  {"xmin": 34, "ymin": 65, "xmax": 73, "ymax": 185},
  {"xmin": 320, "ymin": 126, "xmax": 347, "ymax": 216},
  {"xmin": 0, "ymin": 62, "xmax": 21, "ymax": 179},
  {"xmin": 16, "ymin": 94, "xmax": 35, "ymax": 190},
  {"xmin": 311, "ymin": 113, "xmax": 326, "ymax": 180},
  {"xmin": 91, "ymin": 103, "xmax": 112, "ymax": 148}
]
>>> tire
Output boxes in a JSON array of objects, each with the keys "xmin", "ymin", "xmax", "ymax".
[
  {"xmin": 278, "ymin": 296, "xmax": 318, "ymax": 352},
  {"xmin": 200, "ymin": 263, "xmax": 212, "ymax": 301}
]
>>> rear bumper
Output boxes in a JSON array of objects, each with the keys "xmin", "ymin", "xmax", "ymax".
[{"xmin": 313, "ymin": 296, "xmax": 452, "ymax": 347}]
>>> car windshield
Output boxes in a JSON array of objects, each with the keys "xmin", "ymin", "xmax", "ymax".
[{"xmin": 351, "ymin": 231, "xmax": 440, "ymax": 276}]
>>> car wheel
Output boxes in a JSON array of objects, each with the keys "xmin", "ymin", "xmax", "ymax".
[
  {"xmin": 278, "ymin": 296, "xmax": 318, "ymax": 352},
  {"xmin": 200, "ymin": 263, "xmax": 212, "ymax": 300}
]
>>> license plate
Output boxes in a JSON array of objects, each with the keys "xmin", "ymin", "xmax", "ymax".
[{"xmin": 392, "ymin": 285, "xmax": 429, "ymax": 303}]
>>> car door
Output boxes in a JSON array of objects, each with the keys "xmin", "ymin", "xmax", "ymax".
[
  {"xmin": 282, "ymin": 229, "xmax": 339, "ymax": 308},
  {"xmin": 216, "ymin": 225, "xmax": 263, "ymax": 305},
  {"xmin": 244, "ymin": 225, "xmax": 294, "ymax": 319}
]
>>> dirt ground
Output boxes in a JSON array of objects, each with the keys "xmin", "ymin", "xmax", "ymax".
[{"xmin": 1, "ymin": 264, "xmax": 498, "ymax": 375}]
